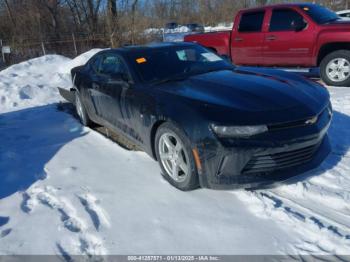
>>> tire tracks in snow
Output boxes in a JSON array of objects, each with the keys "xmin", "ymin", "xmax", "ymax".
[
  {"xmin": 261, "ymin": 191, "xmax": 350, "ymax": 239},
  {"xmin": 234, "ymin": 181, "xmax": 350, "ymax": 255},
  {"xmin": 21, "ymin": 186, "xmax": 109, "ymax": 257},
  {"xmin": 261, "ymin": 190, "xmax": 350, "ymax": 256},
  {"xmin": 235, "ymin": 191, "xmax": 350, "ymax": 255},
  {"xmin": 233, "ymin": 141, "xmax": 350, "ymax": 254}
]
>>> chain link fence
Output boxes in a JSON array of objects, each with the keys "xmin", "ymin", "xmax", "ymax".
[{"xmin": 0, "ymin": 31, "xmax": 164, "ymax": 68}]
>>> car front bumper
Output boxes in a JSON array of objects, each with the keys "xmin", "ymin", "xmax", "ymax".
[{"xmin": 197, "ymin": 109, "xmax": 332, "ymax": 190}]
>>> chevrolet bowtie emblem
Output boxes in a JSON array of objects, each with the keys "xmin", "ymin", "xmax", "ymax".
[{"xmin": 305, "ymin": 116, "xmax": 318, "ymax": 125}]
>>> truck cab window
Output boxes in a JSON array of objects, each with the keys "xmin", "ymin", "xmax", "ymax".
[
  {"xmin": 270, "ymin": 9, "xmax": 306, "ymax": 31},
  {"xmin": 238, "ymin": 11, "xmax": 265, "ymax": 32}
]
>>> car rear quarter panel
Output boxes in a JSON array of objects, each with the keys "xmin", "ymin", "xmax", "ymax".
[{"xmin": 71, "ymin": 66, "xmax": 99, "ymax": 121}]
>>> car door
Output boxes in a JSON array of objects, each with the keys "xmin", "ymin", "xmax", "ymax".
[
  {"xmin": 85, "ymin": 54, "xmax": 105, "ymax": 119},
  {"xmin": 96, "ymin": 53, "xmax": 130, "ymax": 130},
  {"xmin": 231, "ymin": 10, "xmax": 266, "ymax": 65},
  {"xmin": 262, "ymin": 8, "xmax": 315, "ymax": 66}
]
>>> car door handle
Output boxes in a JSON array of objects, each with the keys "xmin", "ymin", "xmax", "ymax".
[
  {"xmin": 266, "ymin": 35, "xmax": 276, "ymax": 41},
  {"xmin": 234, "ymin": 37, "xmax": 243, "ymax": 42}
]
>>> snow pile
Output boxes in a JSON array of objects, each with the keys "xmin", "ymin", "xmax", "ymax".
[
  {"xmin": 0, "ymin": 55, "xmax": 70, "ymax": 113},
  {"xmin": 0, "ymin": 49, "xmax": 102, "ymax": 114},
  {"xmin": 164, "ymin": 26, "xmax": 191, "ymax": 34},
  {"xmin": 143, "ymin": 28, "xmax": 162, "ymax": 35},
  {"xmin": 205, "ymin": 22, "xmax": 233, "ymax": 32},
  {"xmin": 163, "ymin": 33, "xmax": 187, "ymax": 42},
  {"xmin": 162, "ymin": 26, "xmax": 193, "ymax": 42},
  {"xmin": 57, "ymin": 48, "xmax": 104, "ymax": 75},
  {"xmin": 144, "ymin": 26, "xmax": 191, "ymax": 36}
]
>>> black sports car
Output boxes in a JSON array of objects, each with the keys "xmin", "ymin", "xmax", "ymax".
[{"xmin": 71, "ymin": 42, "xmax": 332, "ymax": 190}]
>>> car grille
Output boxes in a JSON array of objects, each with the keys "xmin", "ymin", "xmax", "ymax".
[
  {"xmin": 268, "ymin": 105, "xmax": 331, "ymax": 131},
  {"xmin": 268, "ymin": 118, "xmax": 312, "ymax": 131},
  {"xmin": 242, "ymin": 143, "xmax": 320, "ymax": 174}
]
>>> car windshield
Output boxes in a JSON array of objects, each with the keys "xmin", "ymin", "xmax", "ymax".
[
  {"xmin": 128, "ymin": 45, "xmax": 233, "ymax": 84},
  {"xmin": 300, "ymin": 4, "xmax": 340, "ymax": 24}
]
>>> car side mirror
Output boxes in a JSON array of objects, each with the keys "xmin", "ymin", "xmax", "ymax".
[{"xmin": 293, "ymin": 20, "xmax": 307, "ymax": 32}]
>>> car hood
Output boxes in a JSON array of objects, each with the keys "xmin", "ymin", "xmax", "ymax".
[{"xmin": 155, "ymin": 68, "xmax": 330, "ymax": 124}]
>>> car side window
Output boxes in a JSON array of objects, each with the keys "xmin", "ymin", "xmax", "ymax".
[
  {"xmin": 270, "ymin": 9, "xmax": 306, "ymax": 32},
  {"xmin": 100, "ymin": 54, "xmax": 128, "ymax": 78},
  {"xmin": 90, "ymin": 56, "xmax": 102, "ymax": 74},
  {"xmin": 176, "ymin": 49, "xmax": 197, "ymax": 61},
  {"xmin": 238, "ymin": 11, "xmax": 265, "ymax": 33}
]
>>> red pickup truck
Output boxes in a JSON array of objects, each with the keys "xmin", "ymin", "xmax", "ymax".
[{"xmin": 184, "ymin": 3, "xmax": 350, "ymax": 86}]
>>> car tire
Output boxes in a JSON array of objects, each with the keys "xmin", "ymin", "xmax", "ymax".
[
  {"xmin": 155, "ymin": 122, "xmax": 199, "ymax": 191},
  {"xmin": 320, "ymin": 50, "xmax": 350, "ymax": 87},
  {"xmin": 75, "ymin": 91, "xmax": 92, "ymax": 127}
]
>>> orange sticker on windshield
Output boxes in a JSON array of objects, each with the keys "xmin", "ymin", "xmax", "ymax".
[{"xmin": 136, "ymin": 57, "xmax": 147, "ymax": 64}]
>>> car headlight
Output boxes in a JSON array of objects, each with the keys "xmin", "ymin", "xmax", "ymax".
[{"xmin": 211, "ymin": 124, "xmax": 268, "ymax": 138}]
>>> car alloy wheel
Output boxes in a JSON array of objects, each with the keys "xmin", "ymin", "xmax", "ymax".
[
  {"xmin": 326, "ymin": 58, "xmax": 350, "ymax": 82},
  {"xmin": 158, "ymin": 132, "xmax": 190, "ymax": 183}
]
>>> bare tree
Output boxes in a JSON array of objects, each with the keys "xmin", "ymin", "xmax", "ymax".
[
  {"xmin": 4, "ymin": 0, "xmax": 15, "ymax": 27},
  {"xmin": 86, "ymin": 0, "xmax": 102, "ymax": 34},
  {"xmin": 131, "ymin": 0, "xmax": 139, "ymax": 44},
  {"xmin": 107, "ymin": 0, "xmax": 118, "ymax": 47},
  {"xmin": 0, "ymin": 0, "xmax": 343, "ymax": 65}
]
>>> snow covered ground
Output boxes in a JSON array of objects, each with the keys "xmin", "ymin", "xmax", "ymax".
[{"xmin": 0, "ymin": 52, "xmax": 350, "ymax": 258}]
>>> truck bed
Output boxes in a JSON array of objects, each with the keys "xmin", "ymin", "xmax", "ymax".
[{"xmin": 185, "ymin": 31, "xmax": 231, "ymax": 57}]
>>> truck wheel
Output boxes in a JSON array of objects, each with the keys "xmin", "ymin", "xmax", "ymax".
[{"xmin": 320, "ymin": 50, "xmax": 350, "ymax": 87}]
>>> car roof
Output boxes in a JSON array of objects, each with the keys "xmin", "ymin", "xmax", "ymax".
[{"xmin": 101, "ymin": 42, "xmax": 197, "ymax": 55}]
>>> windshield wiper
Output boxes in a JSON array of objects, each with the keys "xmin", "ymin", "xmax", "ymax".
[
  {"xmin": 152, "ymin": 75, "xmax": 189, "ymax": 85},
  {"xmin": 195, "ymin": 67, "xmax": 234, "ymax": 76}
]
